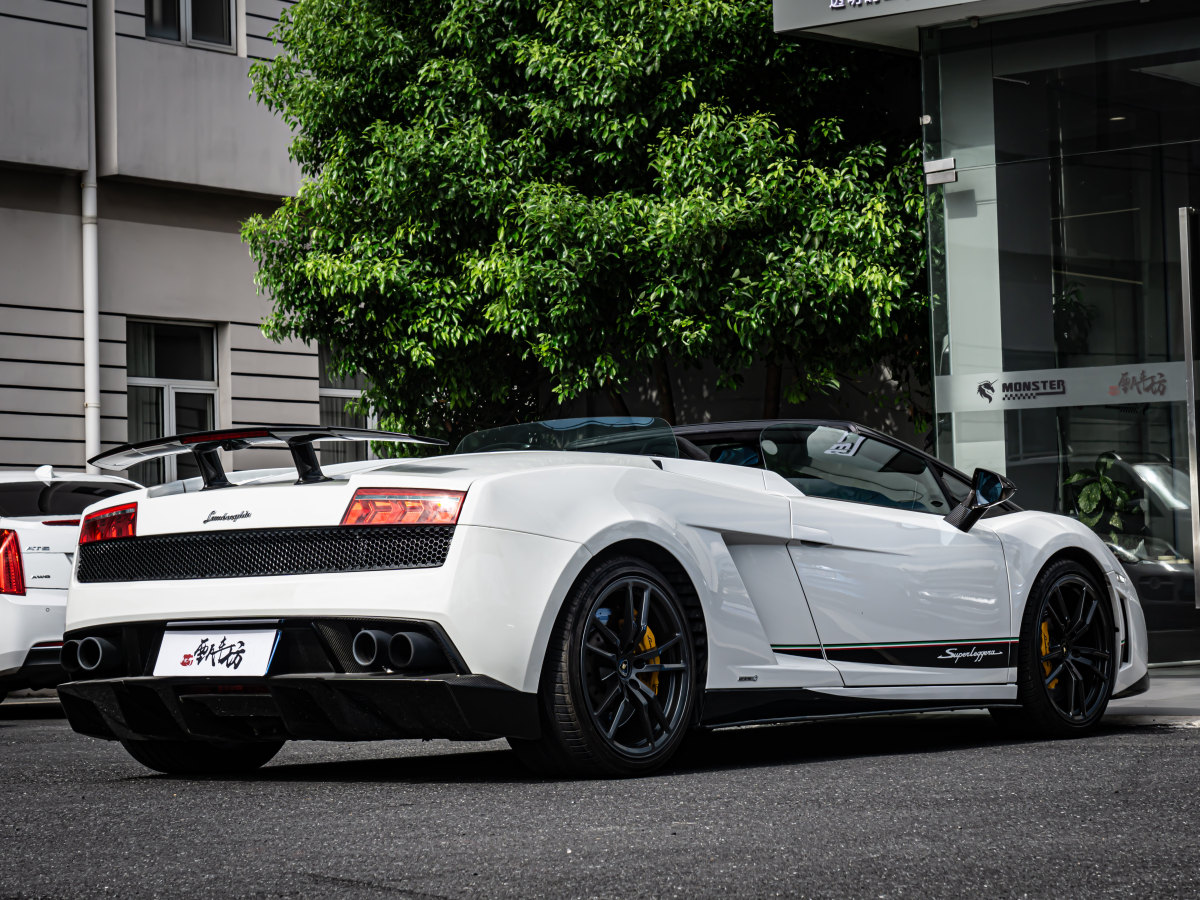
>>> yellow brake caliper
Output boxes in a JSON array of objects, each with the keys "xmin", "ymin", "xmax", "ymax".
[
  {"xmin": 636, "ymin": 625, "xmax": 660, "ymax": 694},
  {"xmin": 1041, "ymin": 620, "xmax": 1058, "ymax": 690}
]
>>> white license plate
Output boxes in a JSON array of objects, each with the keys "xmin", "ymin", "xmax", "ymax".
[{"xmin": 153, "ymin": 629, "xmax": 280, "ymax": 677}]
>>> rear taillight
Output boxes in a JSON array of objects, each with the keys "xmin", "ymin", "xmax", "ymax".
[
  {"xmin": 0, "ymin": 530, "xmax": 25, "ymax": 596},
  {"xmin": 341, "ymin": 489, "xmax": 465, "ymax": 526},
  {"xmin": 79, "ymin": 502, "xmax": 138, "ymax": 545}
]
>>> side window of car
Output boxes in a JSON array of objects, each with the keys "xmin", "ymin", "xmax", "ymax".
[
  {"xmin": 940, "ymin": 469, "xmax": 972, "ymax": 505},
  {"xmin": 760, "ymin": 426, "xmax": 951, "ymax": 514},
  {"xmin": 694, "ymin": 439, "xmax": 764, "ymax": 468}
]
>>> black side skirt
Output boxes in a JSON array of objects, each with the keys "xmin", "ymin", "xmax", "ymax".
[{"xmin": 701, "ymin": 688, "xmax": 1017, "ymax": 729}]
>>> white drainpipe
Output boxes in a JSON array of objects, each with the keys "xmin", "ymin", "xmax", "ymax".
[{"xmin": 82, "ymin": 0, "xmax": 100, "ymax": 473}]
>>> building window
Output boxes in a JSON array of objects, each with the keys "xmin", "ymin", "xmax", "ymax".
[
  {"xmin": 126, "ymin": 321, "xmax": 218, "ymax": 485},
  {"xmin": 145, "ymin": 0, "xmax": 234, "ymax": 51},
  {"xmin": 318, "ymin": 345, "xmax": 371, "ymax": 465}
]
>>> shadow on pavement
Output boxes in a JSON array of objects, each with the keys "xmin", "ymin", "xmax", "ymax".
[
  {"xmin": 0, "ymin": 700, "xmax": 65, "ymax": 722},
  {"xmin": 247, "ymin": 747, "xmax": 535, "ymax": 784},
  {"xmin": 672, "ymin": 714, "xmax": 1029, "ymax": 774},
  {"xmin": 145, "ymin": 711, "xmax": 1127, "ymax": 785}
]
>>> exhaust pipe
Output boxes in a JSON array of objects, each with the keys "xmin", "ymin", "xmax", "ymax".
[
  {"xmin": 76, "ymin": 636, "xmax": 120, "ymax": 676},
  {"xmin": 60, "ymin": 639, "xmax": 81, "ymax": 674},
  {"xmin": 387, "ymin": 631, "xmax": 444, "ymax": 671},
  {"xmin": 351, "ymin": 628, "xmax": 448, "ymax": 672},
  {"xmin": 351, "ymin": 629, "xmax": 394, "ymax": 668}
]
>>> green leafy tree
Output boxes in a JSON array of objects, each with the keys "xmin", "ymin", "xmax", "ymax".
[{"xmin": 242, "ymin": 0, "xmax": 926, "ymax": 440}]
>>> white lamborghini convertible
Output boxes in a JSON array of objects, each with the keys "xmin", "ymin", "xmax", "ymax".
[{"xmin": 59, "ymin": 418, "xmax": 1148, "ymax": 776}]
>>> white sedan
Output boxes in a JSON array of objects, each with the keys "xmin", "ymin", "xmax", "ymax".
[
  {"xmin": 59, "ymin": 419, "xmax": 1147, "ymax": 776},
  {"xmin": 0, "ymin": 467, "xmax": 138, "ymax": 699}
]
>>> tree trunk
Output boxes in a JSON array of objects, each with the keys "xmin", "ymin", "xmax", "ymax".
[
  {"xmin": 762, "ymin": 363, "xmax": 782, "ymax": 419},
  {"xmin": 607, "ymin": 390, "xmax": 631, "ymax": 417},
  {"xmin": 653, "ymin": 356, "xmax": 677, "ymax": 424}
]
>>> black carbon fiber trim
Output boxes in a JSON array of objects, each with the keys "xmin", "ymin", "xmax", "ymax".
[
  {"xmin": 314, "ymin": 621, "xmax": 370, "ymax": 674},
  {"xmin": 76, "ymin": 525, "xmax": 454, "ymax": 583}
]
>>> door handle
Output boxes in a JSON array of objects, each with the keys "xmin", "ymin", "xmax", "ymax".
[{"xmin": 792, "ymin": 525, "xmax": 832, "ymax": 546}]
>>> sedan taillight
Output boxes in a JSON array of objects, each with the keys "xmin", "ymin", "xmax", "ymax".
[
  {"xmin": 0, "ymin": 530, "xmax": 24, "ymax": 596},
  {"xmin": 340, "ymin": 489, "xmax": 465, "ymax": 526},
  {"xmin": 79, "ymin": 502, "xmax": 138, "ymax": 545}
]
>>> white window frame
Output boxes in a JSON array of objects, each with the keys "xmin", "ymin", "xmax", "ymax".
[
  {"xmin": 318, "ymin": 387, "xmax": 377, "ymax": 462},
  {"xmin": 317, "ymin": 345, "xmax": 376, "ymax": 463},
  {"xmin": 126, "ymin": 381, "xmax": 220, "ymax": 483},
  {"xmin": 127, "ymin": 321, "xmax": 219, "ymax": 483},
  {"xmin": 145, "ymin": 0, "xmax": 237, "ymax": 54}
]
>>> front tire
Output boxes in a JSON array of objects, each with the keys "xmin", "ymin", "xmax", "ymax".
[
  {"xmin": 120, "ymin": 738, "xmax": 284, "ymax": 775},
  {"xmin": 995, "ymin": 559, "xmax": 1116, "ymax": 737},
  {"xmin": 510, "ymin": 555, "xmax": 698, "ymax": 777}
]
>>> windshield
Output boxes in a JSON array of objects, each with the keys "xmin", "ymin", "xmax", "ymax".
[
  {"xmin": 0, "ymin": 481, "xmax": 135, "ymax": 517},
  {"xmin": 456, "ymin": 417, "xmax": 679, "ymax": 458},
  {"xmin": 1107, "ymin": 533, "xmax": 1190, "ymax": 565},
  {"xmin": 1132, "ymin": 462, "xmax": 1190, "ymax": 511},
  {"xmin": 759, "ymin": 424, "xmax": 950, "ymax": 513}
]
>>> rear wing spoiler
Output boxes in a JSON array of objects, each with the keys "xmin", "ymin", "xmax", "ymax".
[{"xmin": 88, "ymin": 425, "xmax": 447, "ymax": 490}]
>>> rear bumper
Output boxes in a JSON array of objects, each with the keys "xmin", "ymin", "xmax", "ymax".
[
  {"xmin": 0, "ymin": 643, "xmax": 67, "ymax": 692},
  {"xmin": 68, "ymin": 525, "xmax": 589, "ymax": 695},
  {"xmin": 0, "ymin": 588, "xmax": 66, "ymax": 678},
  {"xmin": 58, "ymin": 673, "xmax": 540, "ymax": 743}
]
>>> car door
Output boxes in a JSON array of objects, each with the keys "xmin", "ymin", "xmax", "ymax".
[{"xmin": 763, "ymin": 425, "xmax": 1014, "ymax": 687}]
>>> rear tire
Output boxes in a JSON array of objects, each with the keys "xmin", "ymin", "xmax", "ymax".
[
  {"xmin": 120, "ymin": 738, "xmax": 284, "ymax": 775},
  {"xmin": 510, "ymin": 555, "xmax": 698, "ymax": 777},
  {"xmin": 996, "ymin": 559, "xmax": 1116, "ymax": 737}
]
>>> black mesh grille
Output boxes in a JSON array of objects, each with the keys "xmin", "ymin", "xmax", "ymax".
[{"xmin": 76, "ymin": 526, "xmax": 454, "ymax": 583}]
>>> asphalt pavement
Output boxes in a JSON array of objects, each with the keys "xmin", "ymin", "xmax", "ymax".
[
  {"xmin": 0, "ymin": 672, "xmax": 1197, "ymax": 899},
  {"xmin": 1108, "ymin": 663, "xmax": 1200, "ymax": 719}
]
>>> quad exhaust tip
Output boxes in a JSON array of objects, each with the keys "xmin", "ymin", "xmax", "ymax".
[
  {"xmin": 351, "ymin": 629, "xmax": 445, "ymax": 672},
  {"xmin": 351, "ymin": 629, "xmax": 392, "ymax": 668},
  {"xmin": 63, "ymin": 628, "xmax": 446, "ymax": 678},
  {"xmin": 62, "ymin": 636, "xmax": 121, "ymax": 676}
]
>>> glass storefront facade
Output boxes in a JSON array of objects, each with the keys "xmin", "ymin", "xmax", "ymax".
[{"xmin": 923, "ymin": 0, "xmax": 1200, "ymax": 660}]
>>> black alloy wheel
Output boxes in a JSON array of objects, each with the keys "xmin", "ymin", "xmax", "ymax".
[
  {"xmin": 578, "ymin": 572, "xmax": 693, "ymax": 759},
  {"xmin": 994, "ymin": 559, "xmax": 1116, "ymax": 736},
  {"xmin": 509, "ymin": 555, "xmax": 698, "ymax": 777}
]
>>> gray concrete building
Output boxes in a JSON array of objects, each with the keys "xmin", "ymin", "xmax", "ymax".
[{"xmin": 0, "ymin": 0, "xmax": 360, "ymax": 482}]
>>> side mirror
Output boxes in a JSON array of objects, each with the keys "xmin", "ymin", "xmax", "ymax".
[{"xmin": 945, "ymin": 468, "xmax": 1017, "ymax": 532}]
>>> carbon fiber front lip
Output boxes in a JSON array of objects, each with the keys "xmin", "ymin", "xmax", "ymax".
[
  {"xmin": 58, "ymin": 673, "xmax": 540, "ymax": 744},
  {"xmin": 1112, "ymin": 670, "xmax": 1151, "ymax": 699}
]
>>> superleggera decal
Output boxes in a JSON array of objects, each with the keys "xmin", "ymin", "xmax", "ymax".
[
  {"xmin": 937, "ymin": 646, "xmax": 1005, "ymax": 664},
  {"xmin": 774, "ymin": 639, "xmax": 1018, "ymax": 668}
]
